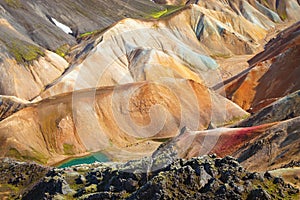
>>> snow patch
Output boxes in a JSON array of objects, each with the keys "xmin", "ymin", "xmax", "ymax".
[{"xmin": 50, "ymin": 17, "xmax": 73, "ymax": 35}]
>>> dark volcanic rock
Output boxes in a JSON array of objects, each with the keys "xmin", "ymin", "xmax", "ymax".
[
  {"xmin": 235, "ymin": 90, "xmax": 300, "ymax": 127},
  {"xmin": 19, "ymin": 156, "xmax": 299, "ymax": 200},
  {"xmin": 233, "ymin": 116, "xmax": 300, "ymax": 171},
  {"xmin": 247, "ymin": 188, "xmax": 272, "ymax": 200},
  {"xmin": 281, "ymin": 160, "xmax": 300, "ymax": 168},
  {"xmin": 0, "ymin": 158, "xmax": 50, "ymax": 199}
]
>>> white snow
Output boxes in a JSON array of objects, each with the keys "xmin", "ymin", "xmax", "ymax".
[{"xmin": 51, "ymin": 17, "xmax": 73, "ymax": 34}]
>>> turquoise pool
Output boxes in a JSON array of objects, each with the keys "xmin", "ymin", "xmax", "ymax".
[{"xmin": 58, "ymin": 152, "xmax": 109, "ymax": 168}]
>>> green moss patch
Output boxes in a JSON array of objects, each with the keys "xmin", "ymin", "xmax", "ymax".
[
  {"xmin": 6, "ymin": 148, "xmax": 22, "ymax": 159},
  {"xmin": 79, "ymin": 31, "xmax": 96, "ymax": 38},
  {"xmin": 149, "ymin": 5, "xmax": 184, "ymax": 19},
  {"xmin": 77, "ymin": 28, "xmax": 109, "ymax": 39},
  {"xmin": 2, "ymin": 38, "xmax": 45, "ymax": 64},
  {"xmin": 6, "ymin": 148, "xmax": 48, "ymax": 164},
  {"xmin": 63, "ymin": 143, "xmax": 75, "ymax": 155},
  {"xmin": 4, "ymin": 0, "xmax": 22, "ymax": 8},
  {"xmin": 55, "ymin": 44, "xmax": 70, "ymax": 58}
]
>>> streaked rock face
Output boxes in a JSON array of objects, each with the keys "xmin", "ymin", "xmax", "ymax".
[
  {"xmin": 225, "ymin": 22, "xmax": 300, "ymax": 112},
  {"xmin": 0, "ymin": 0, "xmax": 299, "ymax": 171},
  {"xmin": 38, "ymin": 3, "xmax": 273, "ymax": 99},
  {"xmin": 0, "ymin": 79, "xmax": 247, "ymax": 164},
  {"xmin": 233, "ymin": 116, "xmax": 300, "ymax": 171},
  {"xmin": 0, "ymin": 95, "xmax": 28, "ymax": 121},
  {"xmin": 153, "ymin": 116, "xmax": 300, "ymax": 171},
  {"xmin": 0, "ymin": 1, "xmax": 300, "ymax": 199},
  {"xmin": 0, "ymin": 50, "xmax": 68, "ymax": 100}
]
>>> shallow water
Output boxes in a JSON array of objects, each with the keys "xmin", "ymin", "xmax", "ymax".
[{"xmin": 58, "ymin": 152, "xmax": 109, "ymax": 168}]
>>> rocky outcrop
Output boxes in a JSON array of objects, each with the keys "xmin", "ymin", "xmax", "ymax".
[
  {"xmin": 0, "ymin": 158, "xmax": 49, "ymax": 200},
  {"xmin": 269, "ymin": 167, "xmax": 300, "ymax": 189},
  {"xmin": 233, "ymin": 116, "xmax": 300, "ymax": 171},
  {"xmin": 151, "ymin": 124, "xmax": 276, "ymax": 162},
  {"xmin": 0, "ymin": 95, "xmax": 27, "ymax": 121},
  {"xmin": 151, "ymin": 106, "xmax": 300, "ymax": 171},
  {"xmin": 18, "ymin": 155, "xmax": 299, "ymax": 199}
]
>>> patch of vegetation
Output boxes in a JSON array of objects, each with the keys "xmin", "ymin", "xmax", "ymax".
[
  {"xmin": 63, "ymin": 143, "xmax": 75, "ymax": 155},
  {"xmin": 280, "ymin": 11, "xmax": 288, "ymax": 21},
  {"xmin": 220, "ymin": 114, "xmax": 250, "ymax": 126},
  {"xmin": 152, "ymin": 23, "xmax": 160, "ymax": 29},
  {"xmin": 251, "ymin": 179, "xmax": 300, "ymax": 200},
  {"xmin": 4, "ymin": 0, "xmax": 22, "ymax": 8},
  {"xmin": 152, "ymin": 138, "xmax": 172, "ymax": 143},
  {"xmin": 77, "ymin": 28, "xmax": 109, "ymax": 40},
  {"xmin": 20, "ymin": 148, "xmax": 48, "ymax": 164},
  {"xmin": 2, "ymin": 38, "xmax": 45, "ymax": 64},
  {"xmin": 0, "ymin": 183, "xmax": 19, "ymax": 200},
  {"xmin": 149, "ymin": 5, "xmax": 184, "ymax": 19},
  {"xmin": 109, "ymin": 139, "xmax": 113, "ymax": 147},
  {"xmin": 6, "ymin": 148, "xmax": 47, "ymax": 164},
  {"xmin": 55, "ymin": 44, "xmax": 70, "ymax": 58},
  {"xmin": 6, "ymin": 148, "xmax": 22, "ymax": 159},
  {"xmin": 79, "ymin": 31, "xmax": 96, "ymax": 38},
  {"xmin": 210, "ymin": 53, "xmax": 232, "ymax": 59}
]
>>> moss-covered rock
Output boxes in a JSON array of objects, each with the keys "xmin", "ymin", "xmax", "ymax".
[
  {"xmin": 1, "ymin": 38, "xmax": 45, "ymax": 64},
  {"xmin": 18, "ymin": 155, "xmax": 299, "ymax": 199},
  {"xmin": 4, "ymin": 0, "xmax": 22, "ymax": 8},
  {"xmin": 55, "ymin": 44, "xmax": 70, "ymax": 58}
]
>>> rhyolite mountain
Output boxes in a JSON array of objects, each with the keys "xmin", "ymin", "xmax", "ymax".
[
  {"xmin": 1, "ymin": 0, "xmax": 299, "ymax": 165},
  {"xmin": 0, "ymin": 0, "xmax": 166, "ymax": 100},
  {"xmin": 0, "ymin": 0, "xmax": 299, "ymax": 199}
]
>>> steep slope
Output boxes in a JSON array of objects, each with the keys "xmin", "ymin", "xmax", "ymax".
[
  {"xmin": 0, "ymin": 49, "xmax": 68, "ymax": 100},
  {"xmin": 236, "ymin": 90, "xmax": 300, "ymax": 127},
  {"xmin": 1, "ymin": 1, "xmax": 298, "ymax": 100},
  {"xmin": 224, "ymin": 22, "xmax": 300, "ymax": 112},
  {"xmin": 0, "ymin": 0, "xmax": 165, "ymax": 100},
  {"xmin": 0, "ymin": 79, "xmax": 247, "ymax": 164},
  {"xmin": 233, "ymin": 116, "xmax": 300, "ymax": 171},
  {"xmin": 0, "ymin": 95, "xmax": 28, "ymax": 121},
  {"xmin": 38, "ymin": 3, "xmax": 272, "ymax": 99},
  {"xmin": 188, "ymin": 0, "xmax": 300, "ymax": 22},
  {"xmin": 152, "ymin": 116, "xmax": 300, "ymax": 171},
  {"xmin": 152, "ymin": 90, "xmax": 300, "ymax": 171},
  {"xmin": 0, "ymin": 0, "xmax": 165, "ymax": 50},
  {"xmin": 151, "ymin": 124, "xmax": 275, "ymax": 162}
]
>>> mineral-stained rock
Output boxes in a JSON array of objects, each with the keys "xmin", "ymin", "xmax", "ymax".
[
  {"xmin": 233, "ymin": 117, "xmax": 300, "ymax": 171},
  {"xmin": 0, "ymin": 79, "xmax": 247, "ymax": 164},
  {"xmin": 235, "ymin": 90, "xmax": 300, "ymax": 127},
  {"xmin": 151, "ymin": 115, "xmax": 300, "ymax": 172},
  {"xmin": 224, "ymin": 22, "xmax": 300, "ymax": 112},
  {"xmin": 39, "ymin": 2, "xmax": 273, "ymax": 99}
]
